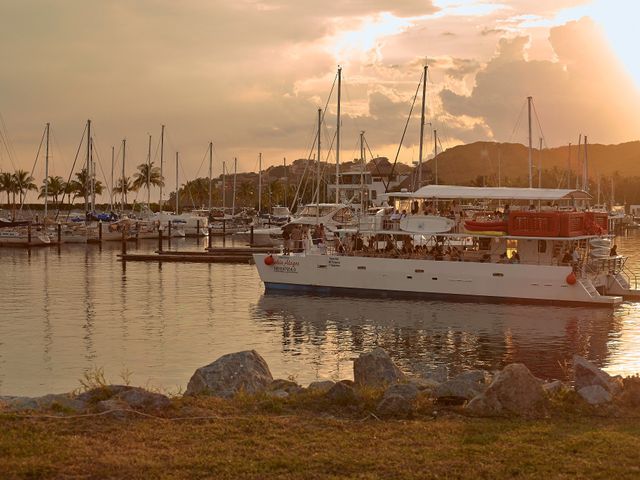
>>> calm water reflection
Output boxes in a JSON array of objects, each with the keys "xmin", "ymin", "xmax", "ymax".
[{"xmin": 1, "ymin": 233, "xmax": 640, "ymax": 396}]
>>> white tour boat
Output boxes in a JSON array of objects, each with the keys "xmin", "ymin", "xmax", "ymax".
[{"xmin": 253, "ymin": 186, "xmax": 640, "ymax": 307}]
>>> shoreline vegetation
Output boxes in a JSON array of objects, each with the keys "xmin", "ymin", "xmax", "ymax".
[{"xmin": 2, "ymin": 349, "xmax": 640, "ymax": 479}]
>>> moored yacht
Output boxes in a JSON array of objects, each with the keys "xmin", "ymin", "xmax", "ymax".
[{"xmin": 253, "ymin": 186, "xmax": 639, "ymax": 307}]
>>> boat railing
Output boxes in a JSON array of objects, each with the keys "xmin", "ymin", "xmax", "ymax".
[{"xmin": 585, "ymin": 255, "xmax": 627, "ymax": 277}]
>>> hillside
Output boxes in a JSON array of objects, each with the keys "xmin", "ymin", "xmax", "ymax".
[{"xmin": 420, "ymin": 140, "xmax": 640, "ymax": 187}]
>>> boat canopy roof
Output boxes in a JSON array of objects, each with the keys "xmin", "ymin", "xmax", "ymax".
[{"xmin": 386, "ymin": 185, "xmax": 591, "ymax": 201}]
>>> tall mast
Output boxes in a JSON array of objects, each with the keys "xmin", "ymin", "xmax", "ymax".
[
  {"xmin": 527, "ymin": 96, "xmax": 533, "ymax": 188},
  {"xmin": 110, "ymin": 145, "xmax": 114, "ymax": 211},
  {"xmin": 159, "ymin": 124, "xmax": 165, "ymax": 213},
  {"xmin": 284, "ymin": 157, "xmax": 287, "ymax": 208},
  {"xmin": 566, "ymin": 142, "xmax": 572, "ymax": 189},
  {"xmin": 418, "ymin": 65, "xmax": 427, "ymax": 190},
  {"xmin": 90, "ymin": 136, "xmax": 95, "ymax": 212},
  {"xmin": 583, "ymin": 135, "xmax": 589, "ymax": 192},
  {"xmin": 208, "ymin": 141, "xmax": 213, "ymax": 212},
  {"xmin": 335, "ymin": 66, "xmax": 341, "ymax": 203},
  {"xmin": 232, "ymin": 157, "xmax": 237, "ymax": 216},
  {"xmin": 538, "ymin": 137, "xmax": 543, "ymax": 188},
  {"xmin": 317, "ymin": 108, "xmax": 321, "ymax": 223},
  {"xmin": 146, "ymin": 134, "xmax": 151, "ymax": 211},
  {"xmin": 434, "ymin": 129, "xmax": 438, "ymax": 185},
  {"xmin": 175, "ymin": 152, "xmax": 179, "ymax": 214},
  {"xmin": 122, "ymin": 139, "xmax": 126, "ymax": 211},
  {"xmin": 360, "ymin": 130, "xmax": 365, "ymax": 212},
  {"xmin": 597, "ymin": 173, "xmax": 601, "ymax": 204},
  {"xmin": 85, "ymin": 119, "xmax": 91, "ymax": 213},
  {"xmin": 258, "ymin": 152, "xmax": 262, "ymax": 214},
  {"xmin": 44, "ymin": 122, "xmax": 50, "ymax": 218},
  {"xmin": 222, "ymin": 161, "xmax": 226, "ymax": 213},
  {"xmin": 576, "ymin": 134, "xmax": 582, "ymax": 189}
]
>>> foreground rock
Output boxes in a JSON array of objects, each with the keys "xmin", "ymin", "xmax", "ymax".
[
  {"xmin": 308, "ymin": 380, "xmax": 336, "ymax": 393},
  {"xmin": 353, "ymin": 348, "xmax": 405, "ymax": 387},
  {"xmin": 573, "ymin": 356, "xmax": 622, "ymax": 395},
  {"xmin": 377, "ymin": 383, "xmax": 420, "ymax": 417},
  {"xmin": 434, "ymin": 370, "xmax": 491, "ymax": 405},
  {"xmin": 325, "ymin": 381, "xmax": 357, "ymax": 404},
  {"xmin": 0, "ymin": 393, "xmax": 85, "ymax": 413},
  {"xmin": 578, "ymin": 385, "xmax": 612, "ymax": 405},
  {"xmin": 185, "ymin": 350, "xmax": 273, "ymax": 397},
  {"xmin": 466, "ymin": 364, "xmax": 547, "ymax": 416}
]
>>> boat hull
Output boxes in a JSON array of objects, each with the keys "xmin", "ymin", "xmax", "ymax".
[{"xmin": 254, "ymin": 253, "xmax": 621, "ymax": 306}]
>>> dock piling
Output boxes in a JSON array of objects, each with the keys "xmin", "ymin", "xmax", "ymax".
[
  {"xmin": 208, "ymin": 226, "xmax": 213, "ymax": 249},
  {"xmin": 121, "ymin": 228, "xmax": 127, "ymax": 255},
  {"xmin": 98, "ymin": 221, "xmax": 103, "ymax": 242},
  {"xmin": 250, "ymin": 225, "xmax": 254, "ymax": 245},
  {"xmin": 57, "ymin": 223, "xmax": 61, "ymax": 244},
  {"xmin": 158, "ymin": 227, "xmax": 163, "ymax": 252}
]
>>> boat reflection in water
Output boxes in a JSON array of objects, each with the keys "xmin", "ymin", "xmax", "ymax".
[{"xmin": 255, "ymin": 292, "xmax": 624, "ymax": 380}]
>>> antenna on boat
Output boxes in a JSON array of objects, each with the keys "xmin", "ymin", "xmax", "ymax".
[
  {"xmin": 527, "ymin": 96, "xmax": 533, "ymax": 188},
  {"xmin": 336, "ymin": 66, "xmax": 341, "ymax": 204},
  {"xmin": 418, "ymin": 64, "xmax": 427, "ymax": 190}
]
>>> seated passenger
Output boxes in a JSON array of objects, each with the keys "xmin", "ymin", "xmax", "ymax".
[
  {"xmin": 509, "ymin": 251, "xmax": 521, "ymax": 264},
  {"xmin": 560, "ymin": 250, "xmax": 572, "ymax": 265}
]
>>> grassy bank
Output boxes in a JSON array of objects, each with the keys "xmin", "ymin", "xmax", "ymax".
[{"xmin": 2, "ymin": 395, "xmax": 640, "ymax": 479}]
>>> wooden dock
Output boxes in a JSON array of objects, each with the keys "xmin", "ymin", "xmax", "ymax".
[{"xmin": 119, "ymin": 247, "xmax": 276, "ymax": 263}]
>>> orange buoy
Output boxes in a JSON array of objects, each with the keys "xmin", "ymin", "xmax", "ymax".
[
  {"xmin": 566, "ymin": 272, "xmax": 576, "ymax": 285},
  {"xmin": 264, "ymin": 255, "xmax": 275, "ymax": 266}
]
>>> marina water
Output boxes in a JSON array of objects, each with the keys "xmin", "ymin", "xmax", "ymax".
[{"xmin": 2, "ymin": 234, "xmax": 640, "ymax": 396}]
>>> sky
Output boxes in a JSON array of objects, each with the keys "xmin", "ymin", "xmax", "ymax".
[{"xmin": 1, "ymin": 0, "xmax": 639, "ymax": 198}]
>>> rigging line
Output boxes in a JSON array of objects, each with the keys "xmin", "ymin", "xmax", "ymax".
[
  {"xmin": 508, "ymin": 98, "xmax": 527, "ymax": 143},
  {"xmin": 386, "ymin": 70, "xmax": 424, "ymax": 193},
  {"xmin": 56, "ymin": 123, "xmax": 88, "ymax": 220},
  {"xmin": 19, "ymin": 125, "xmax": 47, "ymax": 214},
  {"xmin": 178, "ymin": 160, "xmax": 200, "ymax": 209},
  {"xmin": 91, "ymin": 137, "xmax": 111, "ymax": 197},
  {"xmin": 363, "ymin": 136, "xmax": 387, "ymax": 184},
  {"xmin": 0, "ymin": 111, "xmax": 19, "ymax": 171},
  {"xmin": 531, "ymin": 101, "xmax": 548, "ymax": 148}
]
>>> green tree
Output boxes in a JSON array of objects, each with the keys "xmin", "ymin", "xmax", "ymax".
[
  {"xmin": 132, "ymin": 162, "xmax": 164, "ymax": 209},
  {"xmin": 0, "ymin": 171, "xmax": 16, "ymax": 209},
  {"xmin": 39, "ymin": 175, "xmax": 66, "ymax": 206},
  {"xmin": 71, "ymin": 168, "xmax": 104, "ymax": 207},
  {"xmin": 113, "ymin": 177, "xmax": 133, "ymax": 209},
  {"xmin": 13, "ymin": 170, "xmax": 37, "ymax": 205}
]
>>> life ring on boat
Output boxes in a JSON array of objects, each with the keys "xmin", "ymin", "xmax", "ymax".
[
  {"xmin": 566, "ymin": 272, "xmax": 576, "ymax": 285},
  {"xmin": 264, "ymin": 255, "xmax": 275, "ymax": 266}
]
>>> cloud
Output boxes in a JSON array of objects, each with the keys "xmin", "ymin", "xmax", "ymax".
[{"xmin": 439, "ymin": 18, "xmax": 640, "ymax": 146}]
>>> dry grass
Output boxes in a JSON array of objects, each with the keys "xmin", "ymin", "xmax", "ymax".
[{"xmin": 2, "ymin": 392, "xmax": 640, "ymax": 479}]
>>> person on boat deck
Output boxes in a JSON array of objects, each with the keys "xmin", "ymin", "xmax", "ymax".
[
  {"xmin": 400, "ymin": 209, "xmax": 407, "ymax": 219},
  {"xmin": 572, "ymin": 247, "xmax": 580, "ymax": 264},
  {"xmin": 610, "ymin": 244, "xmax": 618, "ymax": 256},
  {"xmin": 498, "ymin": 252, "xmax": 509, "ymax": 263},
  {"xmin": 509, "ymin": 251, "xmax": 521, "ymax": 264},
  {"xmin": 502, "ymin": 204, "xmax": 510, "ymax": 222}
]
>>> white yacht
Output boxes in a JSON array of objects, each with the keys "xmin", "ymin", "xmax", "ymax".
[{"xmin": 253, "ymin": 186, "xmax": 640, "ymax": 307}]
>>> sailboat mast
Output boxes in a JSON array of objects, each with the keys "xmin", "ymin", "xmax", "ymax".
[
  {"xmin": 85, "ymin": 119, "xmax": 91, "ymax": 213},
  {"xmin": 146, "ymin": 134, "xmax": 151, "ymax": 211},
  {"xmin": 222, "ymin": 161, "xmax": 226, "ymax": 213},
  {"xmin": 258, "ymin": 152, "xmax": 262, "ymax": 214},
  {"xmin": 418, "ymin": 65, "xmax": 427, "ymax": 190},
  {"xmin": 208, "ymin": 142, "xmax": 213, "ymax": 212},
  {"xmin": 232, "ymin": 157, "xmax": 237, "ymax": 216},
  {"xmin": 110, "ymin": 145, "xmax": 114, "ymax": 212},
  {"xmin": 566, "ymin": 142, "xmax": 572, "ymax": 189},
  {"xmin": 527, "ymin": 96, "xmax": 533, "ymax": 188},
  {"xmin": 175, "ymin": 152, "xmax": 179, "ymax": 214},
  {"xmin": 90, "ymin": 136, "xmax": 95, "ymax": 212},
  {"xmin": 434, "ymin": 129, "xmax": 438, "ymax": 185},
  {"xmin": 284, "ymin": 157, "xmax": 287, "ymax": 208},
  {"xmin": 576, "ymin": 134, "xmax": 582, "ymax": 189},
  {"xmin": 160, "ymin": 125, "xmax": 165, "ymax": 213},
  {"xmin": 44, "ymin": 122, "xmax": 50, "ymax": 219},
  {"xmin": 317, "ymin": 108, "xmax": 321, "ymax": 223},
  {"xmin": 583, "ymin": 135, "xmax": 589, "ymax": 192},
  {"xmin": 336, "ymin": 66, "xmax": 341, "ymax": 203},
  {"xmin": 122, "ymin": 139, "xmax": 126, "ymax": 211},
  {"xmin": 360, "ymin": 130, "xmax": 365, "ymax": 213},
  {"xmin": 538, "ymin": 137, "xmax": 543, "ymax": 188}
]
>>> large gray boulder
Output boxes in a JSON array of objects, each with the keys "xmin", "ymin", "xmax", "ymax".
[
  {"xmin": 578, "ymin": 385, "xmax": 612, "ymax": 405},
  {"xmin": 308, "ymin": 380, "xmax": 336, "ymax": 393},
  {"xmin": 466, "ymin": 363, "xmax": 547, "ymax": 416},
  {"xmin": 573, "ymin": 356, "xmax": 622, "ymax": 395},
  {"xmin": 377, "ymin": 383, "xmax": 420, "ymax": 417},
  {"xmin": 185, "ymin": 350, "xmax": 273, "ymax": 397},
  {"xmin": 0, "ymin": 393, "xmax": 85, "ymax": 413},
  {"xmin": 325, "ymin": 381, "xmax": 357, "ymax": 404},
  {"xmin": 114, "ymin": 388, "xmax": 171, "ymax": 410},
  {"xmin": 434, "ymin": 379, "xmax": 482, "ymax": 404},
  {"xmin": 353, "ymin": 348, "xmax": 405, "ymax": 387}
]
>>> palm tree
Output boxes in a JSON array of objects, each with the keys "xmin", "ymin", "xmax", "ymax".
[
  {"xmin": 113, "ymin": 177, "xmax": 133, "ymax": 209},
  {"xmin": 13, "ymin": 170, "xmax": 37, "ymax": 206},
  {"xmin": 0, "ymin": 171, "xmax": 15, "ymax": 209},
  {"xmin": 132, "ymin": 162, "xmax": 164, "ymax": 210},
  {"xmin": 72, "ymin": 168, "xmax": 103, "ymax": 208},
  {"xmin": 39, "ymin": 175, "xmax": 66, "ymax": 206}
]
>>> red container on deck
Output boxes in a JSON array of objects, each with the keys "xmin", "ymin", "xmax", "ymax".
[
  {"xmin": 508, "ymin": 211, "xmax": 561, "ymax": 237},
  {"xmin": 585, "ymin": 212, "xmax": 608, "ymax": 234},
  {"xmin": 558, "ymin": 212, "xmax": 586, "ymax": 237}
]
